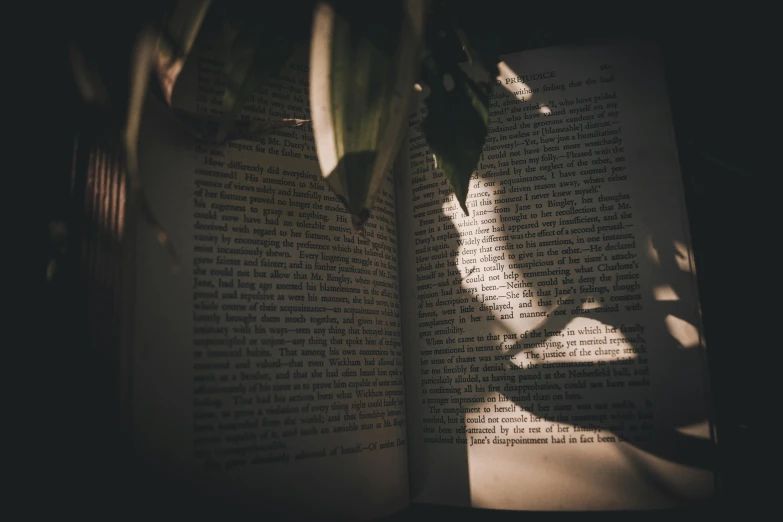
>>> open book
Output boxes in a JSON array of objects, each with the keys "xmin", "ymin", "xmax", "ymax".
[{"xmin": 131, "ymin": 40, "xmax": 714, "ymax": 518}]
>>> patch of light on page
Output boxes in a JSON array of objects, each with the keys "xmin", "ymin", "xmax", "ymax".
[
  {"xmin": 439, "ymin": 183, "xmax": 642, "ymax": 365},
  {"xmin": 539, "ymin": 105, "xmax": 552, "ymax": 115},
  {"xmin": 504, "ymin": 317, "xmax": 641, "ymax": 371},
  {"xmin": 441, "ymin": 188, "xmax": 548, "ymax": 337},
  {"xmin": 581, "ymin": 300, "xmax": 600, "ymax": 310},
  {"xmin": 497, "ymin": 61, "xmax": 533, "ymax": 101},
  {"xmin": 673, "ymin": 241, "xmax": 693, "ymax": 272},
  {"xmin": 676, "ymin": 420, "xmax": 711, "ymax": 440},
  {"xmin": 665, "ymin": 314, "xmax": 700, "ymax": 348},
  {"xmin": 645, "ymin": 236, "xmax": 659, "ymax": 264},
  {"xmin": 466, "ymin": 315, "xmax": 640, "ymax": 504},
  {"xmin": 653, "ymin": 284, "xmax": 679, "ymax": 301},
  {"xmin": 466, "ymin": 430, "xmax": 629, "ymax": 509}
]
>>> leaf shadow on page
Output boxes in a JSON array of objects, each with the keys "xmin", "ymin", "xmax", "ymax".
[
  {"xmin": 410, "ymin": 74, "xmax": 714, "ymax": 506},
  {"xmin": 419, "ymin": 206, "xmax": 714, "ymax": 508}
]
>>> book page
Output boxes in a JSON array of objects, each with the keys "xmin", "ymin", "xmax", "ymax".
[
  {"xmin": 131, "ymin": 47, "xmax": 408, "ymax": 519},
  {"xmin": 397, "ymin": 42, "xmax": 714, "ymax": 510}
]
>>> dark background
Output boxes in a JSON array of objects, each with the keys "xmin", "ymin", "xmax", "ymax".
[{"xmin": 31, "ymin": 2, "xmax": 765, "ymax": 519}]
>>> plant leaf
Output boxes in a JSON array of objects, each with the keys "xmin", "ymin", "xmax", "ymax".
[
  {"xmin": 123, "ymin": 27, "xmax": 159, "ymax": 191},
  {"xmin": 417, "ymin": 3, "xmax": 492, "ymax": 216},
  {"xmin": 68, "ymin": 42, "xmax": 110, "ymax": 106},
  {"xmin": 448, "ymin": 3, "xmax": 503, "ymax": 80},
  {"xmin": 212, "ymin": 2, "xmax": 296, "ymax": 143},
  {"xmin": 413, "ymin": 1, "xmax": 500, "ymax": 215},
  {"xmin": 155, "ymin": 0, "xmax": 213, "ymax": 106},
  {"xmin": 419, "ymin": 56, "xmax": 490, "ymax": 215},
  {"xmin": 123, "ymin": 26, "xmax": 182, "ymax": 270},
  {"xmin": 174, "ymin": 109, "xmax": 308, "ymax": 143},
  {"xmin": 309, "ymin": 0, "xmax": 425, "ymax": 229},
  {"xmin": 162, "ymin": 0, "xmax": 213, "ymax": 54}
]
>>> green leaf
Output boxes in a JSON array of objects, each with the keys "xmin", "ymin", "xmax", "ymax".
[
  {"xmin": 155, "ymin": 0, "xmax": 213, "ymax": 105},
  {"xmin": 413, "ymin": 1, "xmax": 501, "ymax": 215},
  {"xmin": 68, "ymin": 42, "xmax": 110, "ymax": 106},
  {"xmin": 124, "ymin": 26, "xmax": 183, "ymax": 270},
  {"xmin": 174, "ymin": 109, "xmax": 308, "ymax": 143},
  {"xmin": 162, "ymin": 0, "xmax": 213, "ymax": 54},
  {"xmin": 123, "ymin": 26, "xmax": 159, "ymax": 190},
  {"xmin": 419, "ymin": 55, "xmax": 490, "ymax": 215},
  {"xmin": 310, "ymin": 0, "xmax": 425, "ymax": 229},
  {"xmin": 449, "ymin": 6, "xmax": 503, "ymax": 80},
  {"xmin": 207, "ymin": 2, "xmax": 297, "ymax": 142}
]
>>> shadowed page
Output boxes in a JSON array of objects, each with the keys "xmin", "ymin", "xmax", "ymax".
[{"xmin": 131, "ymin": 47, "xmax": 408, "ymax": 519}]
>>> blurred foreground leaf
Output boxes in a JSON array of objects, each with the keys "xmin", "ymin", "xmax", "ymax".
[
  {"xmin": 154, "ymin": 0, "xmax": 213, "ymax": 106},
  {"xmin": 205, "ymin": 0, "xmax": 300, "ymax": 142},
  {"xmin": 449, "ymin": 3, "xmax": 503, "ymax": 80},
  {"xmin": 309, "ymin": 0, "xmax": 425, "ymax": 229},
  {"xmin": 175, "ymin": 110, "xmax": 308, "ymax": 143}
]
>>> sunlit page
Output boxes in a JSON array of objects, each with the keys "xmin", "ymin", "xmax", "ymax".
[{"xmin": 397, "ymin": 42, "xmax": 713, "ymax": 510}]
